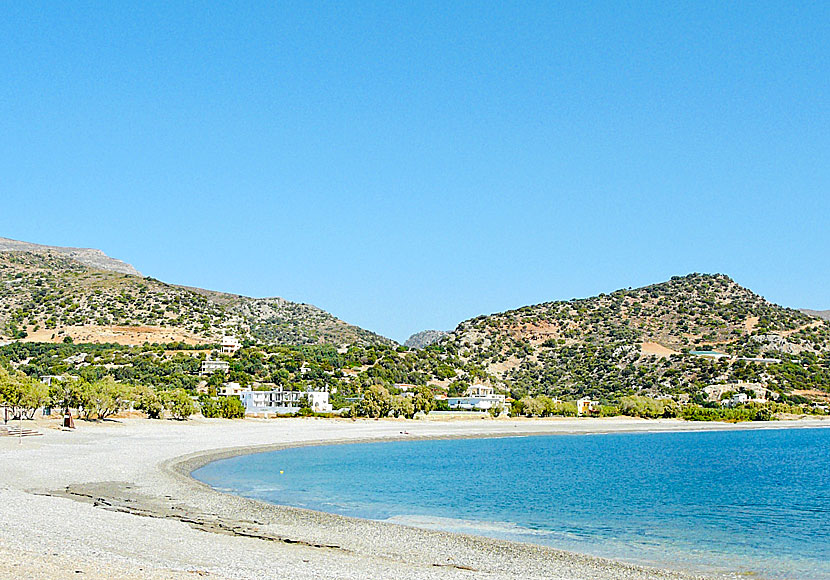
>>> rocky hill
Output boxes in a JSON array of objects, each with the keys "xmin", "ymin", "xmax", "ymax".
[
  {"xmin": 404, "ymin": 330, "xmax": 449, "ymax": 349},
  {"xmin": 0, "ymin": 251, "xmax": 392, "ymax": 347},
  {"xmin": 0, "ymin": 237, "xmax": 142, "ymax": 276},
  {"xmin": 801, "ymin": 309, "xmax": 830, "ymax": 322},
  {"xmin": 440, "ymin": 273, "xmax": 830, "ymax": 400}
]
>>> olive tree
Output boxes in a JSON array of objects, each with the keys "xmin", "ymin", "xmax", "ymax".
[
  {"xmin": 360, "ymin": 385, "xmax": 391, "ymax": 418},
  {"xmin": 390, "ymin": 395, "xmax": 415, "ymax": 419},
  {"xmin": 134, "ymin": 385, "xmax": 165, "ymax": 419},
  {"xmin": 0, "ymin": 368, "xmax": 48, "ymax": 420},
  {"xmin": 77, "ymin": 377, "xmax": 133, "ymax": 420},
  {"xmin": 219, "ymin": 396, "xmax": 246, "ymax": 419},
  {"xmin": 412, "ymin": 385, "xmax": 436, "ymax": 414},
  {"xmin": 165, "ymin": 388, "xmax": 196, "ymax": 420},
  {"xmin": 49, "ymin": 377, "xmax": 83, "ymax": 415}
]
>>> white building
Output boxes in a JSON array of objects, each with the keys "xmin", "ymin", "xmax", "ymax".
[
  {"xmin": 221, "ymin": 336, "xmax": 241, "ymax": 355},
  {"xmin": 39, "ymin": 375, "xmax": 67, "ymax": 387},
  {"xmin": 447, "ymin": 384, "xmax": 506, "ymax": 411},
  {"xmin": 737, "ymin": 357, "xmax": 782, "ymax": 365},
  {"xmin": 576, "ymin": 398, "xmax": 599, "ymax": 416},
  {"xmin": 723, "ymin": 392, "xmax": 749, "ymax": 407},
  {"xmin": 218, "ymin": 382, "xmax": 244, "ymax": 397},
  {"xmin": 689, "ymin": 350, "xmax": 731, "ymax": 360},
  {"xmin": 200, "ymin": 358, "xmax": 230, "ymax": 375},
  {"xmin": 394, "ymin": 383, "xmax": 418, "ymax": 393},
  {"xmin": 237, "ymin": 388, "xmax": 332, "ymax": 414}
]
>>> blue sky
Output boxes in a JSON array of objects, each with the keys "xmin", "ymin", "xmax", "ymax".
[{"xmin": 1, "ymin": 2, "xmax": 827, "ymax": 343}]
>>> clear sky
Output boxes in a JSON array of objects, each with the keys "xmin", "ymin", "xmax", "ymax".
[{"xmin": 1, "ymin": 2, "xmax": 827, "ymax": 343}]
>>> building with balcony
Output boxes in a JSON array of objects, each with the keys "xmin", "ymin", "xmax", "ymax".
[
  {"xmin": 447, "ymin": 384, "xmax": 506, "ymax": 411},
  {"xmin": 237, "ymin": 388, "xmax": 332, "ymax": 414}
]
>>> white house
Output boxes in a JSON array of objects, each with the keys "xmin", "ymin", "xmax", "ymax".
[
  {"xmin": 306, "ymin": 390, "xmax": 332, "ymax": 413},
  {"xmin": 394, "ymin": 383, "xmax": 418, "ymax": 393},
  {"xmin": 200, "ymin": 358, "xmax": 230, "ymax": 375},
  {"xmin": 576, "ymin": 398, "xmax": 599, "ymax": 416},
  {"xmin": 39, "ymin": 375, "xmax": 67, "ymax": 387},
  {"xmin": 218, "ymin": 382, "xmax": 244, "ymax": 397},
  {"xmin": 737, "ymin": 357, "xmax": 782, "ymax": 365},
  {"xmin": 221, "ymin": 336, "xmax": 241, "ymax": 355},
  {"xmin": 447, "ymin": 384, "xmax": 506, "ymax": 411},
  {"xmin": 237, "ymin": 388, "xmax": 332, "ymax": 414},
  {"xmin": 723, "ymin": 392, "xmax": 749, "ymax": 407}
]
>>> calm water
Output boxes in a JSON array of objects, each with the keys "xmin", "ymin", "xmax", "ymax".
[{"xmin": 193, "ymin": 427, "xmax": 830, "ymax": 579}]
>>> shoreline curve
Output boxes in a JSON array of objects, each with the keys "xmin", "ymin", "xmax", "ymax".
[
  {"xmin": 164, "ymin": 420, "xmax": 828, "ymax": 580},
  {"xmin": 3, "ymin": 416, "xmax": 828, "ymax": 579}
]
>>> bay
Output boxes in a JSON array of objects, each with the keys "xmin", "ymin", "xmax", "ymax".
[{"xmin": 193, "ymin": 427, "xmax": 830, "ymax": 579}]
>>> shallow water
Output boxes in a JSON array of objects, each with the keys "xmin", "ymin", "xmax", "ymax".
[{"xmin": 193, "ymin": 427, "xmax": 830, "ymax": 579}]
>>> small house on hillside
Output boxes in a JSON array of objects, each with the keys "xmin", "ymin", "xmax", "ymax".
[
  {"xmin": 218, "ymin": 382, "xmax": 244, "ymax": 397},
  {"xmin": 394, "ymin": 383, "xmax": 418, "ymax": 392},
  {"xmin": 737, "ymin": 356, "xmax": 782, "ymax": 365},
  {"xmin": 221, "ymin": 336, "xmax": 241, "ymax": 355},
  {"xmin": 723, "ymin": 392, "xmax": 749, "ymax": 408},
  {"xmin": 200, "ymin": 357, "xmax": 230, "ymax": 375}
]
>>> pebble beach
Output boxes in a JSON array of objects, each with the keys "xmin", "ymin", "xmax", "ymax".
[{"xmin": 1, "ymin": 415, "xmax": 827, "ymax": 580}]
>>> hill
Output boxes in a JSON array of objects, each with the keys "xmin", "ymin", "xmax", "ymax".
[
  {"xmin": 440, "ymin": 273, "xmax": 830, "ymax": 401},
  {"xmin": 801, "ymin": 309, "xmax": 830, "ymax": 322},
  {"xmin": 0, "ymin": 237, "xmax": 141, "ymax": 276},
  {"xmin": 1, "ymin": 269, "xmax": 827, "ymax": 418},
  {"xmin": 0, "ymin": 250, "xmax": 391, "ymax": 347},
  {"xmin": 404, "ymin": 330, "xmax": 449, "ymax": 349}
]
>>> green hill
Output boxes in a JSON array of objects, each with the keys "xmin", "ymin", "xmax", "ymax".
[
  {"xmin": 0, "ymin": 250, "xmax": 391, "ymax": 347},
  {"xmin": 1, "ymin": 242, "xmax": 827, "ymax": 410},
  {"xmin": 441, "ymin": 273, "xmax": 830, "ymax": 401}
]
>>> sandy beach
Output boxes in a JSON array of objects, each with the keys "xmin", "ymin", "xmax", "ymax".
[{"xmin": 1, "ymin": 416, "xmax": 827, "ymax": 580}]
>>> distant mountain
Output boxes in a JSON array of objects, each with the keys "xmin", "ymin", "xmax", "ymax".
[
  {"xmin": 801, "ymin": 309, "xmax": 830, "ymax": 322},
  {"xmin": 0, "ymin": 247, "xmax": 392, "ymax": 347},
  {"xmin": 440, "ymin": 273, "xmax": 830, "ymax": 399},
  {"xmin": 0, "ymin": 237, "xmax": 141, "ymax": 276},
  {"xmin": 404, "ymin": 330, "xmax": 449, "ymax": 349}
]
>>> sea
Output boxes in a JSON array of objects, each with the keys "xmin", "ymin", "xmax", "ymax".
[{"xmin": 192, "ymin": 427, "xmax": 830, "ymax": 579}]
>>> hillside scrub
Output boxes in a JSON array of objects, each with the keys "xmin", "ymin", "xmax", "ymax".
[
  {"xmin": 2, "ymin": 270, "xmax": 830, "ymax": 422},
  {"xmin": 0, "ymin": 251, "xmax": 391, "ymax": 346}
]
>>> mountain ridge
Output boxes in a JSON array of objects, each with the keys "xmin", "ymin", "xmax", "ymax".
[
  {"xmin": 0, "ymin": 236, "xmax": 142, "ymax": 276},
  {"xmin": 404, "ymin": 329, "xmax": 449, "ymax": 349},
  {"xmin": 0, "ymin": 249, "xmax": 392, "ymax": 347},
  {"xmin": 801, "ymin": 309, "xmax": 830, "ymax": 322}
]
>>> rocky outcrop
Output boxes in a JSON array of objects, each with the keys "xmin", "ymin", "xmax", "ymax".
[{"xmin": 404, "ymin": 330, "xmax": 448, "ymax": 349}]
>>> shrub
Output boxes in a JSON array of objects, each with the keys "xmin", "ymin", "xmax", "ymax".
[
  {"xmin": 412, "ymin": 385, "xmax": 436, "ymax": 414},
  {"xmin": 77, "ymin": 377, "xmax": 132, "ymax": 420},
  {"xmin": 390, "ymin": 395, "xmax": 415, "ymax": 418},
  {"xmin": 219, "ymin": 396, "xmax": 245, "ymax": 419},
  {"xmin": 360, "ymin": 385, "xmax": 391, "ymax": 418},
  {"xmin": 135, "ymin": 386, "xmax": 164, "ymax": 419},
  {"xmin": 165, "ymin": 388, "xmax": 196, "ymax": 420},
  {"xmin": 199, "ymin": 395, "xmax": 220, "ymax": 418}
]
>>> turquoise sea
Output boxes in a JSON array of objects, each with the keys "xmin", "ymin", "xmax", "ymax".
[{"xmin": 193, "ymin": 427, "xmax": 830, "ymax": 579}]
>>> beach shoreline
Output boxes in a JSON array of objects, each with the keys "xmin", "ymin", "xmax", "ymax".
[{"xmin": 2, "ymin": 415, "xmax": 827, "ymax": 579}]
